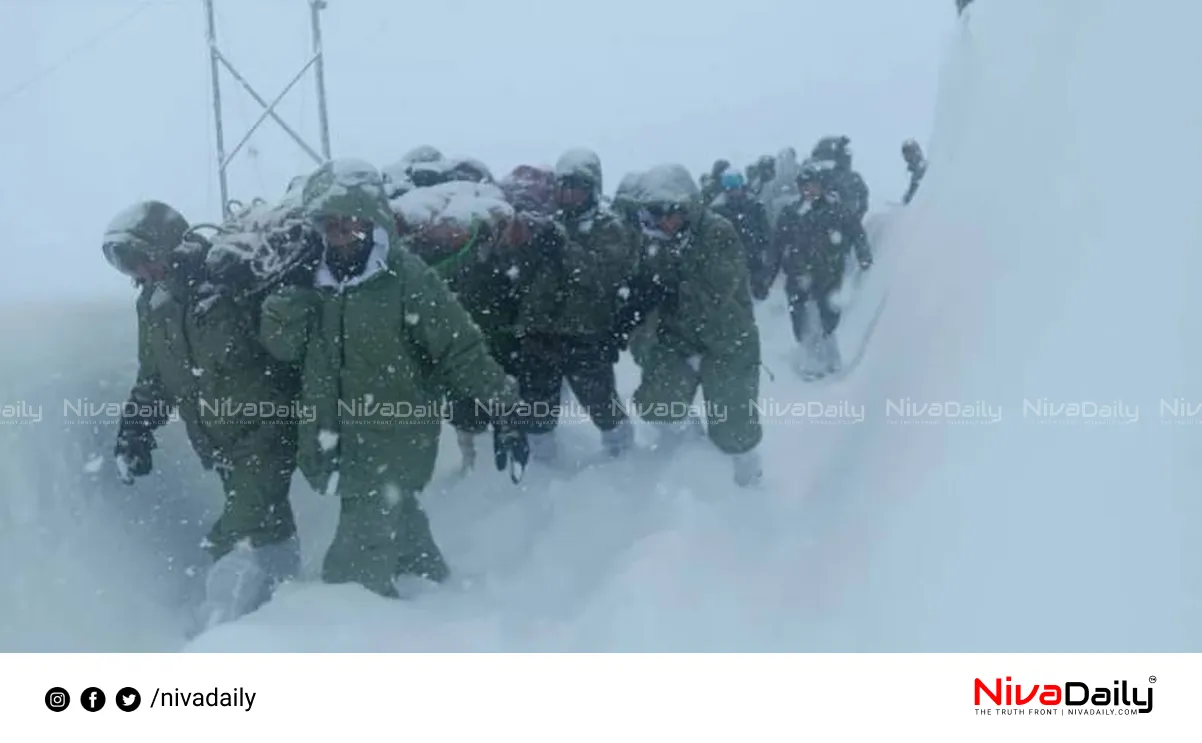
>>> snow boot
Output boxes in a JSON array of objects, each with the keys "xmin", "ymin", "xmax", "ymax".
[
  {"xmin": 821, "ymin": 333, "xmax": 843, "ymax": 375},
  {"xmin": 601, "ymin": 418, "xmax": 635, "ymax": 457},
  {"xmin": 798, "ymin": 334, "xmax": 827, "ymax": 380},
  {"xmin": 194, "ymin": 535, "xmax": 300, "ymax": 634},
  {"xmin": 731, "ymin": 449, "xmax": 763, "ymax": 488}
]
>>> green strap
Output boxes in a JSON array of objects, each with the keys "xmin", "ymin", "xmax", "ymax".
[{"xmin": 431, "ymin": 220, "xmax": 484, "ymax": 279}]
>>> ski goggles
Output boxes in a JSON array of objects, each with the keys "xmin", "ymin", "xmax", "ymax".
[
  {"xmin": 720, "ymin": 172, "xmax": 746, "ymax": 190},
  {"xmin": 102, "ymin": 234, "xmax": 156, "ymax": 278},
  {"xmin": 641, "ymin": 203, "xmax": 688, "ymax": 222}
]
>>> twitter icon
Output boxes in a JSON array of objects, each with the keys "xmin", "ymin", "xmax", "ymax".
[{"xmin": 115, "ymin": 687, "xmax": 141, "ymax": 712}]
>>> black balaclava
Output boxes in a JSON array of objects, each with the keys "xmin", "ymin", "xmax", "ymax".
[{"xmin": 324, "ymin": 225, "xmax": 376, "ymax": 282}]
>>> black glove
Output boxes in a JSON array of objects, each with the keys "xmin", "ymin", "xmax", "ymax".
[
  {"xmin": 114, "ymin": 429, "xmax": 155, "ymax": 484},
  {"xmin": 492, "ymin": 418, "xmax": 529, "ymax": 484}
]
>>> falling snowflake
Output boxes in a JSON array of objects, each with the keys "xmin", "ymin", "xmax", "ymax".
[
  {"xmin": 383, "ymin": 483, "xmax": 402, "ymax": 507},
  {"xmin": 317, "ymin": 430, "xmax": 340, "ymax": 451}
]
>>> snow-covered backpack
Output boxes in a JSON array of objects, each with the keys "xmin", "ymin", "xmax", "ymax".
[
  {"xmin": 389, "ymin": 180, "xmax": 514, "ymax": 278},
  {"xmin": 198, "ymin": 195, "xmax": 322, "ymax": 303}
]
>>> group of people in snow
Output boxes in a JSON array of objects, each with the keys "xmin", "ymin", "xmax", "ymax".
[
  {"xmin": 98, "ymin": 134, "xmax": 927, "ymax": 633},
  {"xmin": 693, "ymin": 137, "xmax": 926, "ymax": 374}
]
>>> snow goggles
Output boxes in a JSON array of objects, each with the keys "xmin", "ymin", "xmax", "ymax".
[
  {"xmin": 102, "ymin": 234, "xmax": 155, "ymax": 278},
  {"xmin": 642, "ymin": 203, "xmax": 687, "ymax": 221}
]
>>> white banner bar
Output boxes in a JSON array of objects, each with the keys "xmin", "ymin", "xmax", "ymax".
[{"xmin": 5, "ymin": 654, "xmax": 1194, "ymax": 741}]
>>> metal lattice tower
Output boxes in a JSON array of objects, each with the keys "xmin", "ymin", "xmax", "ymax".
[{"xmin": 202, "ymin": 0, "xmax": 333, "ymax": 220}]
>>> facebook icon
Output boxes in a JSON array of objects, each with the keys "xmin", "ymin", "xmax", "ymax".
[{"xmin": 80, "ymin": 687, "xmax": 106, "ymax": 712}]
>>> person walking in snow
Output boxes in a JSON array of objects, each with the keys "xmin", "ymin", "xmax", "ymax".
[
  {"xmin": 699, "ymin": 159, "xmax": 732, "ymax": 205},
  {"xmin": 258, "ymin": 159, "xmax": 530, "ymax": 597},
  {"xmin": 769, "ymin": 159, "xmax": 873, "ymax": 379},
  {"xmin": 612, "ymin": 163, "xmax": 764, "ymax": 488},
  {"xmin": 901, "ymin": 139, "xmax": 928, "ymax": 205},
  {"xmin": 101, "ymin": 201, "xmax": 304, "ymax": 631},
  {"xmin": 612, "ymin": 171, "xmax": 647, "ymax": 232},
  {"xmin": 419, "ymin": 164, "xmax": 565, "ymax": 473},
  {"xmin": 746, "ymin": 155, "xmax": 777, "ymax": 202},
  {"xmin": 708, "ymin": 169, "xmax": 774, "ymax": 300},
  {"xmin": 760, "ymin": 147, "xmax": 804, "ymax": 232},
  {"xmin": 809, "ymin": 135, "xmax": 870, "ymax": 221},
  {"xmin": 513, "ymin": 148, "xmax": 639, "ymax": 463}
]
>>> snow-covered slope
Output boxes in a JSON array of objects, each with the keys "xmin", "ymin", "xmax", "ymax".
[
  {"xmin": 0, "ymin": 302, "xmax": 211, "ymax": 650},
  {"xmin": 2, "ymin": 0, "xmax": 1198, "ymax": 651}
]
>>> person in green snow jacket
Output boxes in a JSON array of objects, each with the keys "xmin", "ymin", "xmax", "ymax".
[
  {"xmin": 612, "ymin": 171, "xmax": 647, "ymax": 233},
  {"xmin": 708, "ymin": 169, "xmax": 774, "ymax": 300},
  {"xmin": 396, "ymin": 168, "xmax": 557, "ymax": 473},
  {"xmin": 514, "ymin": 148, "xmax": 639, "ymax": 463},
  {"xmin": 259, "ymin": 158, "xmax": 530, "ymax": 597},
  {"xmin": 613, "ymin": 163, "xmax": 764, "ymax": 487},
  {"xmin": 102, "ymin": 200, "xmax": 303, "ymax": 631}
]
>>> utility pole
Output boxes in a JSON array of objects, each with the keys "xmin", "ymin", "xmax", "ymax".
[{"xmin": 202, "ymin": 0, "xmax": 333, "ymax": 221}]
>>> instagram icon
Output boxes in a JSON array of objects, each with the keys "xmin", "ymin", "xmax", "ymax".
[{"xmin": 45, "ymin": 687, "xmax": 70, "ymax": 712}]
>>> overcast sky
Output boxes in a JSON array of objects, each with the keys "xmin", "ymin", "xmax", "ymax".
[{"xmin": 0, "ymin": 0, "xmax": 954, "ymax": 301}]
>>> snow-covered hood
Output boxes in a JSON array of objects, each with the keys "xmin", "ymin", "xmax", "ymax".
[
  {"xmin": 640, "ymin": 164, "xmax": 700, "ymax": 207},
  {"xmin": 299, "ymin": 159, "xmax": 394, "ymax": 230},
  {"xmin": 615, "ymin": 171, "xmax": 644, "ymax": 196},
  {"xmin": 555, "ymin": 148, "xmax": 603, "ymax": 191},
  {"xmin": 102, "ymin": 200, "xmax": 190, "ymax": 253}
]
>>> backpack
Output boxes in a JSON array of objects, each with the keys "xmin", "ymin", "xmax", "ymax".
[{"xmin": 199, "ymin": 197, "xmax": 323, "ymax": 304}]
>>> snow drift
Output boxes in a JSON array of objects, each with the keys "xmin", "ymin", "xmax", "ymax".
[{"xmin": 1, "ymin": 0, "xmax": 1197, "ymax": 651}]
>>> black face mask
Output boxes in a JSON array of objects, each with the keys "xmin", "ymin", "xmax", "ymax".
[{"xmin": 324, "ymin": 228, "xmax": 375, "ymax": 282}]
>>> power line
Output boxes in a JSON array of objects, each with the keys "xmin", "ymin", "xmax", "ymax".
[{"xmin": 0, "ymin": 0, "xmax": 173, "ymax": 108}]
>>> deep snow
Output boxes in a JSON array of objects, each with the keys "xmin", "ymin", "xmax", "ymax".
[{"xmin": 1, "ymin": 0, "xmax": 1199, "ymax": 651}]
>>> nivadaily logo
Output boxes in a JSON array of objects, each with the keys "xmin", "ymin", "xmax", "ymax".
[{"xmin": 974, "ymin": 676, "xmax": 1154, "ymax": 715}]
